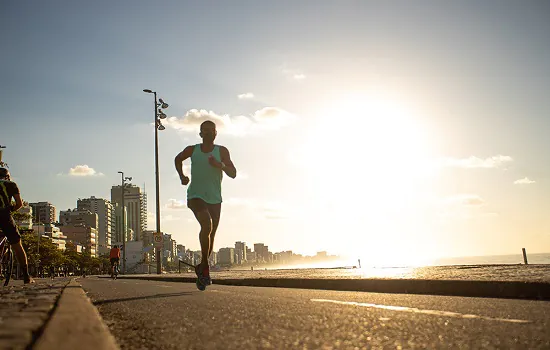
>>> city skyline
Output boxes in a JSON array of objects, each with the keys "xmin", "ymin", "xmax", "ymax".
[
  {"xmin": 25, "ymin": 194, "xmax": 342, "ymax": 261},
  {"xmin": 2, "ymin": 1, "xmax": 550, "ymax": 266}
]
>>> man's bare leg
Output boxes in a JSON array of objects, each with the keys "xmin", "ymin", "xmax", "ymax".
[
  {"xmin": 207, "ymin": 204, "xmax": 221, "ymax": 259},
  {"xmin": 196, "ymin": 211, "xmax": 213, "ymax": 271},
  {"xmin": 207, "ymin": 223, "xmax": 219, "ymax": 258},
  {"xmin": 11, "ymin": 241, "xmax": 34, "ymax": 283}
]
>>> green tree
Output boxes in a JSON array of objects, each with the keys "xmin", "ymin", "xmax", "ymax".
[
  {"xmin": 11, "ymin": 200, "xmax": 31, "ymax": 227},
  {"xmin": 21, "ymin": 232, "xmax": 63, "ymax": 268},
  {"xmin": 63, "ymin": 242, "xmax": 81, "ymax": 274}
]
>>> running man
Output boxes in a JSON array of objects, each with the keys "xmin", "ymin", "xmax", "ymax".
[
  {"xmin": 174, "ymin": 120, "xmax": 237, "ymax": 289},
  {"xmin": 0, "ymin": 168, "xmax": 35, "ymax": 284},
  {"xmin": 109, "ymin": 244, "xmax": 121, "ymax": 276}
]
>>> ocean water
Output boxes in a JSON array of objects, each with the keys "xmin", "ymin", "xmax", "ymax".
[
  {"xmin": 174, "ymin": 253, "xmax": 550, "ymax": 282},
  {"xmin": 262, "ymin": 253, "xmax": 550, "ymax": 271},
  {"xmin": 432, "ymin": 252, "xmax": 550, "ymax": 266}
]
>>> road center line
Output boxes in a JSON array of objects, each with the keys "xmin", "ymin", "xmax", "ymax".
[{"xmin": 310, "ymin": 299, "xmax": 531, "ymax": 324}]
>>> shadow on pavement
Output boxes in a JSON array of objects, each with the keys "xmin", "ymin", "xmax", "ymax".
[{"xmin": 93, "ymin": 292, "xmax": 193, "ymax": 306}]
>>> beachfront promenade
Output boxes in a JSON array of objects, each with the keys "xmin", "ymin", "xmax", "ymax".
[{"xmin": 2, "ymin": 265, "xmax": 550, "ymax": 349}]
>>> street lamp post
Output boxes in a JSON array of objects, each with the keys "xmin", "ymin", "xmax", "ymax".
[
  {"xmin": 36, "ymin": 223, "xmax": 41, "ymax": 277},
  {"xmin": 0, "ymin": 145, "xmax": 6, "ymax": 167},
  {"xmin": 118, "ymin": 171, "xmax": 132, "ymax": 274},
  {"xmin": 143, "ymin": 89, "xmax": 168, "ymax": 275}
]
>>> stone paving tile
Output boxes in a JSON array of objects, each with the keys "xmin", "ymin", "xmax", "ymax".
[{"xmin": 0, "ymin": 278, "xmax": 70, "ymax": 350}]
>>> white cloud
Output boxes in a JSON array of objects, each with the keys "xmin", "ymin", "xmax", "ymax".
[
  {"xmin": 163, "ymin": 107, "xmax": 295, "ymax": 136},
  {"xmin": 165, "ymin": 199, "xmax": 187, "ymax": 210},
  {"xmin": 282, "ymin": 65, "xmax": 306, "ymax": 80},
  {"xmin": 442, "ymin": 155, "xmax": 513, "ymax": 169},
  {"xmin": 436, "ymin": 194, "xmax": 496, "ymax": 221},
  {"xmin": 251, "ymin": 107, "xmax": 295, "ymax": 130},
  {"xmin": 237, "ymin": 92, "xmax": 254, "ymax": 99},
  {"xmin": 65, "ymin": 165, "xmax": 104, "ymax": 177},
  {"xmin": 445, "ymin": 194, "xmax": 485, "ymax": 207},
  {"xmin": 514, "ymin": 177, "xmax": 536, "ymax": 185}
]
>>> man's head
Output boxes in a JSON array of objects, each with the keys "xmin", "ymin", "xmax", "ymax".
[
  {"xmin": 0, "ymin": 168, "xmax": 10, "ymax": 180},
  {"xmin": 199, "ymin": 120, "xmax": 217, "ymax": 144}
]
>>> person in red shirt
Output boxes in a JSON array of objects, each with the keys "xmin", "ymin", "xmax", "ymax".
[{"xmin": 109, "ymin": 245, "xmax": 121, "ymax": 276}]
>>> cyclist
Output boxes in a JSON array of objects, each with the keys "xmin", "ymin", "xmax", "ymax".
[
  {"xmin": 0, "ymin": 168, "xmax": 35, "ymax": 284},
  {"xmin": 109, "ymin": 245, "xmax": 121, "ymax": 276}
]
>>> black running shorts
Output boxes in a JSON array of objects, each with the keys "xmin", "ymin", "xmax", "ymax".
[
  {"xmin": 0, "ymin": 209, "xmax": 21, "ymax": 244},
  {"xmin": 187, "ymin": 198, "xmax": 221, "ymax": 227}
]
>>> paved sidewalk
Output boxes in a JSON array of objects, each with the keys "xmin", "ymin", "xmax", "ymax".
[
  {"xmin": 0, "ymin": 278, "xmax": 69, "ymax": 349},
  {"xmin": 0, "ymin": 277, "xmax": 118, "ymax": 350}
]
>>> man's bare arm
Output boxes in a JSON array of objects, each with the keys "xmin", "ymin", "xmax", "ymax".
[
  {"xmin": 174, "ymin": 146, "xmax": 194, "ymax": 185},
  {"xmin": 220, "ymin": 146, "xmax": 237, "ymax": 179},
  {"xmin": 12, "ymin": 194, "xmax": 23, "ymax": 211}
]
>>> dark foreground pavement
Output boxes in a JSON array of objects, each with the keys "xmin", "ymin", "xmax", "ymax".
[
  {"xmin": 0, "ymin": 278, "xmax": 68, "ymax": 349},
  {"xmin": 0, "ymin": 277, "xmax": 117, "ymax": 350},
  {"xmin": 81, "ymin": 277, "xmax": 550, "ymax": 349}
]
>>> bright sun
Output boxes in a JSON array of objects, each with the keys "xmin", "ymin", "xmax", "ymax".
[{"xmin": 303, "ymin": 91, "xmax": 439, "ymax": 266}]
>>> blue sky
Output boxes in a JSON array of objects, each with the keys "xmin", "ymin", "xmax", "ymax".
[{"xmin": 1, "ymin": 1, "xmax": 549, "ymax": 265}]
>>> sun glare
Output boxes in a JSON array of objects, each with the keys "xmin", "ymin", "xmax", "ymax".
[{"xmin": 303, "ymin": 91, "xmax": 438, "ymax": 266}]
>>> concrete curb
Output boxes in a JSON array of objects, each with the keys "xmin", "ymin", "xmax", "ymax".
[
  {"xmin": 113, "ymin": 275, "xmax": 550, "ymax": 300},
  {"xmin": 33, "ymin": 278, "xmax": 119, "ymax": 350}
]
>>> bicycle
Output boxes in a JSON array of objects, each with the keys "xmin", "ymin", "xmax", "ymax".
[
  {"xmin": 111, "ymin": 261, "xmax": 119, "ymax": 280},
  {"xmin": 0, "ymin": 233, "xmax": 14, "ymax": 286}
]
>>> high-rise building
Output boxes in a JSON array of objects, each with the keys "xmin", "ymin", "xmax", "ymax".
[
  {"xmin": 29, "ymin": 202, "xmax": 56, "ymax": 224},
  {"xmin": 246, "ymin": 247, "xmax": 254, "ymax": 262},
  {"xmin": 111, "ymin": 184, "xmax": 147, "ymax": 241},
  {"xmin": 218, "ymin": 247, "xmax": 235, "ymax": 265},
  {"xmin": 34, "ymin": 223, "xmax": 67, "ymax": 251},
  {"xmin": 193, "ymin": 250, "xmax": 202, "ymax": 266},
  {"xmin": 163, "ymin": 234, "xmax": 177, "ymax": 262},
  {"xmin": 59, "ymin": 209, "xmax": 98, "ymax": 229},
  {"xmin": 234, "ymin": 241, "xmax": 247, "ymax": 264},
  {"xmin": 253, "ymin": 243, "xmax": 269, "ymax": 262},
  {"xmin": 209, "ymin": 251, "xmax": 218, "ymax": 266},
  {"xmin": 141, "ymin": 230, "xmax": 155, "ymax": 248},
  {"xmin": 15, "ymin": 205, "xmax": 33, "ymax": 230},
  {"xmin": 177, "ymin": 244, "xmax": 185, "ymax": 255},
  {"xmin": 59, "ymin": 224, "xmax": 98, "ymax": 257},
  {"xmin": 77, "ymin": 196, "xmax": 114, "ymax": 255},
  {"xmin": 278, "ymin": 250, "xmax": 293, "ymax": 264},
  {"xmin": 112, "ymin": 203, "xmax": 128, "ymax": 244}
]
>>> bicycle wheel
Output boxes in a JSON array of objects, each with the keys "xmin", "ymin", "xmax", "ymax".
[
  {"xmin": 0, "ymin": 242, "xmax": 6, "ymax": 282},
  {"xmin": 1, "ymin": 243, "xmax": 13, "ymax": 286}
]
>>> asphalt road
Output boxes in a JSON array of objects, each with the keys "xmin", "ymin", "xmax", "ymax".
[{"xmin": 80, "ymin": 277, "xmax": 550, "ymax": 349}]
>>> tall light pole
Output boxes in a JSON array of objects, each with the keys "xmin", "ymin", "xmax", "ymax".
[
  {"xmin": 118, "ymin": 171, "xmax": 132, "ymax": 274},
  {"xmin": 36, "ymin": 222, "xmax": 41, "ymax": 277},
  {"xmin": 0, "ymin": 145, "xmax": 6, "ymax": 167},
  {"xmin": 143, "ymin": 89, "xmax": 168, "ymax": 274}
]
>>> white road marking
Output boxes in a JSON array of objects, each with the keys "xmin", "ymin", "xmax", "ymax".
[{"xmin": 310, "ymin": 299, "xmax": 531, "ymax": 324}]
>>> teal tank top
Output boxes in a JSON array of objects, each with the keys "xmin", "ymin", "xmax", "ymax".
[{"xmin": 187, "ymin": 144, "xmax": 223, "ymax": 204}]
